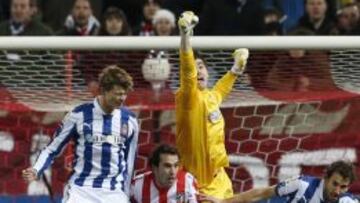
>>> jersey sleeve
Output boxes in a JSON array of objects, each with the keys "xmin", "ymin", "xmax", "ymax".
[
  {"xmin": 33, "ymin": 111, "xmax": 78, "ymax": 176},
  {"xmin": 339, "ymin": 195, "xmax": 359, "ymax": 203},
  {"xmin": 211, "ymin": 71, "xmax": 237, "ymax": 103},
  {"xmin": 177, "ymin": 49, "xmax": 199, "ymax": 109},
  {"xmin": 275, "ymin": 176, "xmax": 302, "ymax": 197}
]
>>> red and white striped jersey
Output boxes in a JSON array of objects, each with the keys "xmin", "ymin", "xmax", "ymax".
[{"xmin": 130, "ymin": 170, "xmax": 198, "ymax": 203}]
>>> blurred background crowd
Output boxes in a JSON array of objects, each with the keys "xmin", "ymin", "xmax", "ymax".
[{"xmin": 0, "ymin": 0, "xmax": 359, "ymax": 37}]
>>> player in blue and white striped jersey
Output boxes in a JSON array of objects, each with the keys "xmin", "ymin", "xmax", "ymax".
[
  {"xmin": 22, "ymin": 66, "xmax": 139, "ymax": 203},
  {"xmin": 200, "ymin": 160, "xmax": 358, "ymax": 203}
]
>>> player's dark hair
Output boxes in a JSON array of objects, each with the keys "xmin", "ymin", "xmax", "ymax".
[
  {"xmin": 99, "ymin": 65, "xmax": 133, "ymax": 93},
  {"xmin": 193, "ymin": 51, "xmax": 208, "ymax": 68},
  {"xmin": 149, "ymin": 144, "xmax": 179, "ymax": 167},
  {"xmin": 325, "ymin": 160, "xmax": 357, "ymax": 183}
]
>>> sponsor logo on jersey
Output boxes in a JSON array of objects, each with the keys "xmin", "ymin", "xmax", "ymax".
[
  {"xmin": 121, "ymin": 123, "xmax": 128, "ymax": 136},
  {"xmin": 85, "ymin": 133, "xmax": 125, "ymax": 145}
]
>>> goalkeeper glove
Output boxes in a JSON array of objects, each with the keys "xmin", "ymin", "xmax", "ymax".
[
  {"xmin": 231, "ymin": 48, "xmax": 249, "ymax": 75},
  {"xmin": 178, "ymin": 11, "xmax": 199, "ymax": 35}
]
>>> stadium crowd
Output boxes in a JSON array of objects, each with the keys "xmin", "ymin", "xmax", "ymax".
[{"xmin": 0, "ymin": 0, "xmax": 359, "ymax": 36}]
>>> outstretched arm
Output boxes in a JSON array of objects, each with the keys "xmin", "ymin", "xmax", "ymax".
[
  {"xmin": 212, "ymin": 48, "xmax": 249, "ymax": 102},
  {"xmin": 199, "ymin": 176, "xmax": 305, "ymax": 203},
  {"xmin": 22, "ymin": 112, "xmax": 77, "ymax": 182}
]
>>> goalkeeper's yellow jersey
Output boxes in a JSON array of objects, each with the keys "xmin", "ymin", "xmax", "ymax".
[{"xmin": 175, "ymin": 50, "xmax": 237, "ymax": 187}]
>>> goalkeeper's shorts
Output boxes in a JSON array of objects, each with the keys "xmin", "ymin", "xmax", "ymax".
[{"xmin": 199, "ymin": 167, "xmax": 233, "ymax": 199}]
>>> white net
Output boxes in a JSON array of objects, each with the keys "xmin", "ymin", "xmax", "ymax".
[{"xmin": 1, "ymin": 48, "xmax": 360, "ymax": 111}]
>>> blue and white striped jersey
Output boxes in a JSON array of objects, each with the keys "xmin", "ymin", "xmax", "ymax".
[
  {"xmin": 33, "ymin": 98, "xmax": 139, "ymax": 194},
  {"xmin": 275, "ymin": 176, "xmax": 358, "ymax": 203}
]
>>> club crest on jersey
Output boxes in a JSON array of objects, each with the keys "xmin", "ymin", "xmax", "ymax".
[
  {"xmin": 208, "ymin": 109, "xmax": 222, "ymax": 123},
  {"xmin": 175, "ymin": 192, "xmax": 185, "ymax": 203},
  {"xmin": 121, "ymin": 123, "xmax": 128, "ymax": 136}
]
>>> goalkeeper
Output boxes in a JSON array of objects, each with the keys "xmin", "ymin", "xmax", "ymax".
[{"xmin": 175, "ymin": 11, "xmax": 249, "ymax": 199}]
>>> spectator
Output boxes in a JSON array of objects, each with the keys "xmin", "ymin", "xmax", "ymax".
[
  {"xmin": 337, "ymin": 3, "xmax": 360, "ymax": 35},
  {"xmin": 60, "ymin": 0, "xmax": 100, "ymax": 36},
  {"xmin": 266, "ymin": 28, "xmax": 336, "ymax": 93},
  {"xmin": 294, "ymin": 0, "xmax": 338, "ymax": 35},
  {"xmin": 38, "ymin": 0, "xmax": 102, "ymax": 33},
  {"xmin": 0, "ymin": 0, "xmax": 53, "ymax": 35},
  {"xmin": 196, "ymin": 0, "xmax": 265, "ymax": 35},
  {"xmin": 102, "ymin": 0, "xmax": 143, "ymax": 29},
  {"xmin": 152, "ymin": 9, "xmax": 176, "ymax": 36},
  {"xmin": 99, "ymin": 6, "xmax": 131, "ymax": 36},
  {"xmin": 130, "ymin": 144, "xmax": 198, "ymax": 203},
  {"xmin": 133, "ymin": 0, "xmax": 161, "ymax": 36}
]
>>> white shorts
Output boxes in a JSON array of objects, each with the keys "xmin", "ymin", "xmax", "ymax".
[{"xmin": 62, "ymin": 184, "xmax": 129, "ymax": 203}]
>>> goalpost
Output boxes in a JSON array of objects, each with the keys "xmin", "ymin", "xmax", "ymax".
[{"xmin": 0, "ymin": 36, "xmax": 359, "ymax": 198}]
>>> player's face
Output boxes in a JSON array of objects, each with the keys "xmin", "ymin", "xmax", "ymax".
[
  {"xmin": 306, "ymin": 0, "xmax": 327, "ymax": 21},
  {"xmin": 11, "ymin": 0, "xmax": 32, "ymax": 23},
  {"xmin": 103, "ymin": 85, "xmax": 128, "ymax": 110},
  {"xmin": 72, "ymin": 0, "xmax": 92, "ymax": 27},
  {"xmin": 324, "ymin": 172, "xmax": 351, "ymax": 201},
  {"xmin": 196, "ymin": 58, "xmax": 209, "ymax": 90},
  {"xmin": 153, "ymin": 154, "xmax": 179, "ymax": 188},
  {"xmin": 106, "ymin": 16, "xmax": 123, "ymax": 35}
]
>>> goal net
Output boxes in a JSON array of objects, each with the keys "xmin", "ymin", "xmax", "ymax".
[{"xmin": 0, "ymin": 37, "xmax": 359, "ymax": 199}]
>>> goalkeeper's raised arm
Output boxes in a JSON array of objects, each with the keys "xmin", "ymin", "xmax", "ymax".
[
  {"xmin": 175, "ymin": 11, "xmax": 250, "ymax": 199},
  {"xmin": 177, "ymin": 11, "xmax": 199, "ymax": 107}
]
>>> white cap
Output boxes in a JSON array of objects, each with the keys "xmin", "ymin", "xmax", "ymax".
[{"xmin": 152, "ymin": 9, "xmax": 176, "ymax": 27}]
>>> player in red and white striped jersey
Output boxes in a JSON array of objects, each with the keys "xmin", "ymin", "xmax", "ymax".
[{"xmin": 131, "ymin": 144, "xmax": 198, "ymax": 203}]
